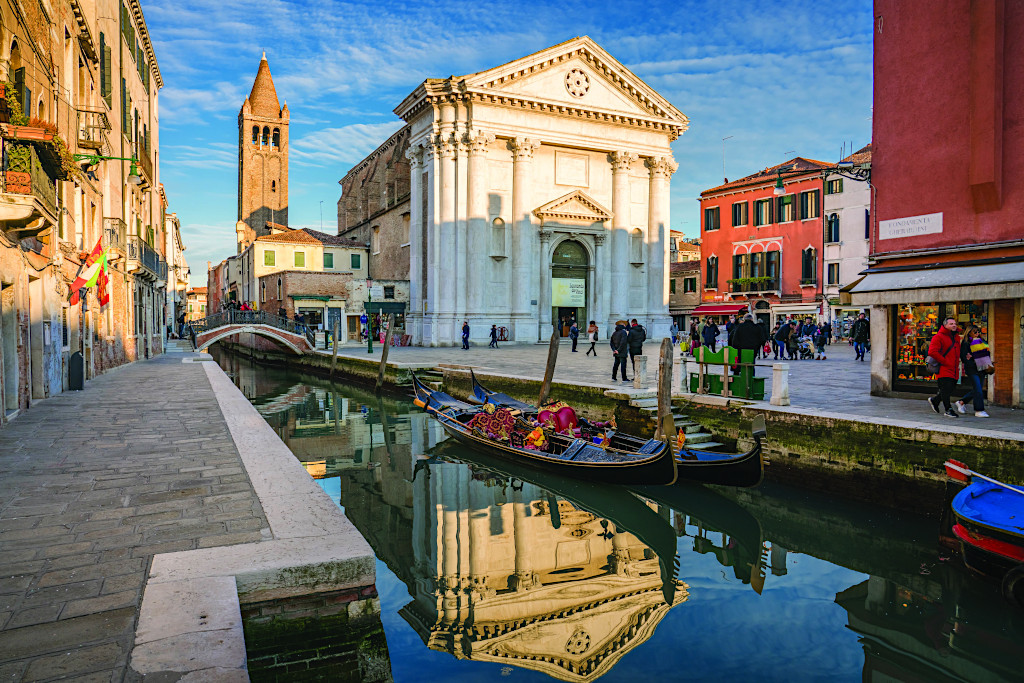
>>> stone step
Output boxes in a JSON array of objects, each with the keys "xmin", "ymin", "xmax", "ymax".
[
  {"xmin": 629, "ymin": 397, "xmax": 659, "ymax": 409},
  {"xmin": 682, "ymin": 432, "xmax": 713, "ymax": 444},
  {"xmin": 678, "ymin": 422, "xmax": 704, "ymax": 434},
  {"xmin": 684, "ymin": 441, "xmax": 725, "ymax": 451}
]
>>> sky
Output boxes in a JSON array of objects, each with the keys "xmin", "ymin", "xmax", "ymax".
[{"xmin": 145, "ymin": 0, "xmax": 873, "ymax": 283}]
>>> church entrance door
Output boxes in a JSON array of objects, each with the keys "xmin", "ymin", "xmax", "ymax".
[{"xmin": 551, "ymin": 240, "xmax": 588, "ymax": 337}]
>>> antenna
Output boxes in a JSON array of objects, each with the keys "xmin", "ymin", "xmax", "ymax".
[{"xmin": 722, "ymin": 136, "xmax": 733, "ymax": 183}]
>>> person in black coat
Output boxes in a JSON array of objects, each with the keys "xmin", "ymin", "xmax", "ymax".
[
  {"xmin": 627, "ymin": 319, "xmax": 646, "ymax": 370},
  {"xmin": 851, "ymin": 313, "xmax": 870, "ymax": 361},
  {"xmin": 730, "ymin": 315, "xmax": 763, "ymax": 374},
  {"xmin": 701, "ymin": 319, "xmax": 720, "ymax": 352},
  {"xmin": 610, "ymin": 323, "xmax": 630, "ymax": 382}
]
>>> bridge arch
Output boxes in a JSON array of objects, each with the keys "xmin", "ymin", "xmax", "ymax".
[{"xmin": 196, "ymin": 325, "xmax": 308, "ymax": 355}]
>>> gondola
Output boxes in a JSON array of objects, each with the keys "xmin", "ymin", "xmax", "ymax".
[
  {"xmin": 411, "ymin": 373, "xmax": 678, "ymax": 486},
  {"xmin": 469, "ymin": 370, "xmax": 767, "ymax": 488},
  {"xmin": 424, "ymin": 439, "xmax": 682, "ymax": 606},
  {"xmin": 944, "ymin": 459, "xmax": 1024, "ymax": 606}
]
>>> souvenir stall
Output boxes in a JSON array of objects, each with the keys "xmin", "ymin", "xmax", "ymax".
[{"xmin": 892, "ymin": 301, "xmax": 988, "ymax": 393}]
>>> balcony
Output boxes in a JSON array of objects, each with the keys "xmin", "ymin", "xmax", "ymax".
[
  {"xmin": 728, "ymin": 278, "xmax": 780, "ymax": 296},
  {"xmin": 126, "ymin": 235, "xmax": 164, "ymax": 281},
  {"xmin": 103, "ymin": 217, "xmax": 127, "ymax": 253},
  {"xmin": 799, "ymin": 277, "xmax": 818, "ymax": 287},
  {"xmin": 77, "ymin": 107, "xmax": 111, "ymax": 150},
  {"xmin": 137, "ymin": 148, "xmax": 153, "ymax": 187},
  {"xmin": 0, "ymin": 141, "xmax": 57, "ymax": 237}
]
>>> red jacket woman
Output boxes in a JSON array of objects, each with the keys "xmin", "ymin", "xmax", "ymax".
[{"xmin": 927, "ymin": 324, "xmax": 961, "ymax": 379}]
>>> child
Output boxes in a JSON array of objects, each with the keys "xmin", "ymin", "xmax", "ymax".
[
  {"xmin": 968, "ymin": 331, "xmax": 992, "ymax": 372},
  {"xmin": 813, "ymin": 324, "xmax": 828, "ymax": 360}
]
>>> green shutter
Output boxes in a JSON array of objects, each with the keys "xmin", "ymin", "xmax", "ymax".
[
  {"xmin": 351, "ymin": 253, "xmax": 360, "ymax": 269},
  {"xmin": 324, "ymin": 252, "xmax": 333, "ymax": 269}
]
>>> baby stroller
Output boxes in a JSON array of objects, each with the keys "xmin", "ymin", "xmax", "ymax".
[{"xmin": 797, "ymin": 335, "xmax": 816, "ymax": 360}]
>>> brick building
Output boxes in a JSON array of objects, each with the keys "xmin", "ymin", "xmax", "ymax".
[
  {"xmin": 237, "ymin": 53, "xmax": 289, "ymax": 248},
  {"xmin": 185, "ymin": 287, "xmax": 207, "ymax": 322},
  {"xmin": 846, "ymin": 0, "xmax": 1023, "ymax": 407},
  {"xmin": 698, "ymin": 157, "xmax": 829, "ymax": 326},
  {"xmin": 668, "ymin": 260, "xmax": 700, "ymax": 330}
]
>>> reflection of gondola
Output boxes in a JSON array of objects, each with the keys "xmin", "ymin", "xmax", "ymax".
[
  {"xmin": 412, "ymin": 373, "xmax": 678, "ymax": 486},
  {"xmin": 632, "ymin": 481, "xmax": 767, "ymax": 593},
  {"xmin": 470, "ymin": 371, "xmax": 767, "ymax": 488},
  {"xmin": 426, "ymin": 438, "xmax": 681, "ymax": 606}
]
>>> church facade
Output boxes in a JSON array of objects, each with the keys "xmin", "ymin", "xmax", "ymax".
[{"xmin": 390, "ymin": 36, "xmax": 688, "ymax": 346}]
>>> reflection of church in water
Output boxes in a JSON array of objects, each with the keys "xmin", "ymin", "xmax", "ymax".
[{"xmin": 346, "ymin": 457, "xmax": 688, "ymax": 682}]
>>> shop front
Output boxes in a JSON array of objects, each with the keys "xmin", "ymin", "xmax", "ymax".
[
  {"xmin": 769, "ymin": 301, "xmax": 822, "ymax": 326},
  {"xmin": 891, "ymin": 300, "xmax": 988, "ymax": 394}
]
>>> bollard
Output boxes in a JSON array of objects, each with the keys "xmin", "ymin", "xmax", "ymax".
[
  {"xmin": 633, "ymin": 355, "xmax": 648, "ymax": 389},
  {"xmin": 770, "ymin": 363, "xmax": 790, "ymax": 406},
  {"xmin": 674, "ymin": 354, "xmax": 685, "ymax": 395}
]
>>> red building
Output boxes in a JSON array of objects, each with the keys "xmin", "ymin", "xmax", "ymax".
[
  {"xmin": 698, "ymin": 158, "xmax": 829, "ymax": 325},
  {"xmin": 848, "ymin": 0, "xmax": 1023, "ymax": 407}
]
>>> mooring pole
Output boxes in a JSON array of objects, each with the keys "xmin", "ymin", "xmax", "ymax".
[
  {"xmin": 538, "ymin": 329, "xmax": 560, "ymax": 408},
  {"xmin": 330, "ymin": 319, "xmax": 340, "ymax": 377},
  {"xmin": 655, "ymin": 338, "xmax": 675, "ymax": 442},
  {"xmin": 375, "ymin": 313, "xmax": 394, "ymax": 393}
]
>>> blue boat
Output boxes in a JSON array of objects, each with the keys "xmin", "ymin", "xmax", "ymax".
[{"xmin": 946, "ymin": 459, "xmax": 1024, "ymax": 607}]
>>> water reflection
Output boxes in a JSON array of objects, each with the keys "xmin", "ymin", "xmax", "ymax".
[{"xmin": 215, "ymin": 351, "xmax": 1024, "ymax": 682}]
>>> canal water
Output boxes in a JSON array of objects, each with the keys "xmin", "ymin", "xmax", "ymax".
[{"xmin": 214, "ymin": 351, "xmax": 1024, "ymax": 682}]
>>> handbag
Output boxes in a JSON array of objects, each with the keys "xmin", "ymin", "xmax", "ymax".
[
  {"xmin": 925, "ymin": 355, "xmax": 941, "ymax": 375},
  {"xmin": 982, "ymin": 363, "xmax": 995, "ymax": 375},
  {"xmin": 763, "ymin": 342, "xmax": 771, "ymax": 356}
]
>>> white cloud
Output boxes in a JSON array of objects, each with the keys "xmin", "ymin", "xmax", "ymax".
[{"xmin": 290, "ymin": 121, "xmax": 405, "ymax": 167}]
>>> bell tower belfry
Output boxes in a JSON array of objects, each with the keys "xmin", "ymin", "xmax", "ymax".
[{"xmin": 237, "ymin": 52, "xmax": 289, "ymax": 252}]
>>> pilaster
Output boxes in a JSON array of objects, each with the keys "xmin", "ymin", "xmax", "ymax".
[
  {"xmin": 406, "ymin": 144, "xmax": 424, "ymax": 342},
  {"xmin": 466, "ymin": 132, "xmax": 494, "ymax": 318},
  {"xmin": 510, "ymin": 137, "xmax": 540, "ymax": 342},
  {"xmin": 646, "ymin": 156, "xmax": 676, "ymax": 332},
  {"xmin": 610, "ymin": 151, "xmax": 638, "ymax": 323}
]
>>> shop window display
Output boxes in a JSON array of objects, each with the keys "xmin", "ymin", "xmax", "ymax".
[{"xmin": 893, "ymin": 301, "xmax": 988, "ymax": 392}]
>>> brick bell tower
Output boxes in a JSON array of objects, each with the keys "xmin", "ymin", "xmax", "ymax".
[{"xmin": 237, "ymin": 52, "xmax": 289, "ymax": 252}]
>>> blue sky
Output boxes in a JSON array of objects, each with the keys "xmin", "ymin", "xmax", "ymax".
[{"xmin": 145, "ymin": 0, "xmax": 873, "ymax": 281}]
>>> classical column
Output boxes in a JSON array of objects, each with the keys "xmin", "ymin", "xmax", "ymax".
[
  {"xmin": 440, "ymin": 465, "xmax": 459, "ymax": 623},
  {"xmin": 609, "ymin": 151, "xmax": 637, "ymax": 324},
  {"xmin": 594, "ymin": 232, "xmax": 610, "ymax": 328},
  {"xmin": 468, "ymin": 477, "xmax": 491, "ymax": 598},
  {"xmin": 510, "ymin": 137, "xmax": 539, "ymax": 341},
  {"xmin": 466, "ymin": 132, "xmax": 494, "ymax": 318},
  {"xmin": 422, "ymin": 141, "xmax": 439, "ymax": 343},
  {"xmin": 646, "ymin": 156, "xmax": 677, "ymax": 326},
  {"xmin": 437, "ymin": 133, "xmax": 458, "ymax": 336},
  {"xmin": 454, "ymin": 133, "xmax": 469, "ymax": 321},
  {"xmin": 511, "ymin": 486, "xmax": 536, "ymax": 590},
  {"xmin": 538, "ymin": 230, "xmax": 553, "ymax": 333},
  {"xmin": 406, "ymin": 144, "xmax": 424, "ymax": 337}
]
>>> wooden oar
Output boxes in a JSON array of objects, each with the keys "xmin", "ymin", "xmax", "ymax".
[
  {"xmin": 945, "ymin": 459, "xmax": 1024, "ymax": 497},
  {"xmin": 538, "ymin": 328, "xmax": 560, "ymax": 408}
]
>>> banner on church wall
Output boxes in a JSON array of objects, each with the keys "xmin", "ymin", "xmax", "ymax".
[{"xmin": 552, "ymin": 278, "xmax": 586, "ymax": 306}]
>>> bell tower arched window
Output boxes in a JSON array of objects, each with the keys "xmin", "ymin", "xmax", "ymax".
[
  {"xmin": 272, "ymin": 128, "xmax": 280, "ymax": 149},
  {"xmin": 251, "ymin": 126, "xmax": 259, "ymax": 145},
  {"xmin": 262, "ymin": 126, "xmax": 270, "ymax": 147}
]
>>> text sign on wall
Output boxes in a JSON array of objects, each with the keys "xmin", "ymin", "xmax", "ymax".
[
  {"xmin": 878, "ymin": 212, "xmax": 943, "ymax": 240},
  {"xmin": 369, "ymin": 285, "xmax": 385, "ymax": 299},
  {"xmin": 551, "ymin": 278, "xmax": 586, "ymax": 306}
]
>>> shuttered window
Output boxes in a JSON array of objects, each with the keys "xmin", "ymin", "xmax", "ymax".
[
  {"xmin": 100, "ymin": 34, "xmax": 112, "ymax": 106},
  {"xmin": 324, "ymin": 252, "xmax": 333, "ymax": 269},
  {"xmin": 799, "ymin": 190, "xmax": 820, "ymax": 219}
]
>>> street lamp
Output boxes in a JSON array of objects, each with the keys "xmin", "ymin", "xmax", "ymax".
[
  {"xmin": 74, "ymin": 153, "xmax": 143, "ymax": 186},
  {"xmin": 773, "ymin": 170, "xmax": 785, "ymax": 196},
  {"xmin": 366, "ymin": 277, "xmax": 373, "ymax": 354}
]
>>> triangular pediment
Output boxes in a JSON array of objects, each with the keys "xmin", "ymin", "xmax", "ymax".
[
  {"xmin": 534, "ymin": 190, "xmax": 612, "ymax": 223},
  {"xmin": 460, "ymin": 36, "xmax": 689, "ymax": 128}
]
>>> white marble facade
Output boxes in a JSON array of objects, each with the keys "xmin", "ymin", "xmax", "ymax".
[{"xmin": 397, "ymin": 37, "xmax": 689, "ymax": 346}]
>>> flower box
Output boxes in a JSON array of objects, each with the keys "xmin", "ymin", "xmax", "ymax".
[{"xmin": 5, "ymin": 124, "xmax": 53, "ymax": 142}]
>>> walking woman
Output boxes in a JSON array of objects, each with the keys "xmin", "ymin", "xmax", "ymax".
[
  {"xmin": 689, "ymin": 321, "xmax": 700, "ymax": 356},
  {"xmin": 955, "ymin": 325, "xmax": 990, "ymax": 417},
  {"xmin": 585, "ymin": 320, "xmax": 599, "ymax": 356}
]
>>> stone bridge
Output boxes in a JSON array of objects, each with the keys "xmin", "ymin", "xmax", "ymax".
[{"xmin": 191, "ymin": 311, "xmax": 315, "ymax": 355}]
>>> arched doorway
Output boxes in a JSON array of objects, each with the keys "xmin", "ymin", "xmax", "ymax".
[
  {"xmin": 754, "ymin": 300, "xmax": 771, "ymax": 326},
  {"xmin": 551, "ymin": 239, "xmax": 588, "ymax": 336}
]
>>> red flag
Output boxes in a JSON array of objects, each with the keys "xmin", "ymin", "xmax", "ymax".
[{"xmin": 69, "ymin": 236, "xmax": 108, "ymax": 306}]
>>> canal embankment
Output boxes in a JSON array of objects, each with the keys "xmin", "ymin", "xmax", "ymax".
[
  {"xmin": 217, "ymin": 340, "xmax": 1024, "ymax": 511},
  {"xmin": 0, "ymin": 349, "xmax": 378, "ymax": 681}
]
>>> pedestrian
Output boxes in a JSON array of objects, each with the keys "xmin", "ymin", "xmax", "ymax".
[
  {"xmin": 689, "ymin": 320, "xmax": 700, "ymax": 356},
  {"xmin": 813, "ymin": 324, "xmax": 828, "ymax": 360},
  {"xmin": 489, "ymin": 324, "xmax": 499, "ymax": 348},
  {"xmin": 927, "ymin": 317, "xmax": 961, "ymax": 418},
  {"xmin": 586, "ymin": 320, "xmax": 599, "ymax": 356},
  {"xmin": 670, "ymin": 321, "xmax": 678, "ymax": 345},
  {"xmin": 756, "ymin": 320, "xmax": 769, "ymax": 359},
  {"xmin": 462, "ymin": 321, "xmax": 470, "ymax": 350},
  {"xmin": 278, "ymin": 306, "xmax": 286, "ymax": 319},
  {"xmin": 730, "ymin": 314, "xmax": 762, "ymax": 374},
  {"xmin": 851, "ymin": 312, "xmax": 870, "ymax": 361},
  {"xmin": 801, "ymin": 317, "xmax": 817, "ymax": 338},
  {"xmin": 955, "ymin": 325, "xmax": 989, "ymax": 418},
  {"xmin": 610, "ymin": 321, "xmax": 630, "ymax": 382},
  {"xmin": 823, "ymin": 320, "xmax": 833, "ymax": 346},
  {"xmin": 701, "ymin": 317, "xmax": 720, "ymax": 353},
  {"xmin": 569, "ymin": 321, "xmax": 579, "ymax": 352},
  {"xmin": 628, "ymin": 318, "xmax": 646, "ymax": 371},
  {"xmin": 725, "ymin": 315, "xmax": 736, "ymax": 342},
  {"xmin": 176, "ymin": 311, "xmax": 186, "ymax": 339},
  {"xmin": 770, "ymin": 322, "xmax": 783, "ymax": 360},
  {"xmin": 785, "ymin": 321, "xmax": 799, "ymax": 360}
]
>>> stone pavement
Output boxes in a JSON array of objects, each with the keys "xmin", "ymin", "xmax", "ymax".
[
  {"xmin": 0, "ymin": 353, "xmax": 269, "ymax": 682},
  {"xmin": 331, "ymin": 337, "xmax": 1023, "ymax": 438}
]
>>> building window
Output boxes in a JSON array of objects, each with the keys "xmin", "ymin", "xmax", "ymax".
[
  {"xmin": 188, "ymin": 304, "xmax": 193, "ymax": 313},
  {"xmin": 684, "ymin": 277, "xmax": 697, "ymax": 293},
  {"xmin": 262, "ymin": 126, "xmax": 270, "ymax": 146},
  {"xmin": 490, "ymin": 218, "xmax": 506, "ymax": 257},
  {"xmin": 252, "ymin": 126, "xmax": 259, "ymax": 145},
  {"xmin": 825, "ymin": 178, "xmax": 844, "ymax": 195},
  {"xmin": 264, "ymin": 250, "xmax": 275, "ymax": 266},
  {"xmin": 801, "ymin": 248, "xmax": 816, "ymax": 284},
  {"xmin": 670, "ymin": 279, "xmax": 676, "ymax": 294},
  {"xmin": 295, "ymin": 251, "xmax": 305, "ymax": 268},
  {"xmin": 200, "ymin": 304, "xmax": 205, "ymax": 313},
  {"xmin": 272, "ymin": 128, "xmax": 280, "ymax": 149},
  {"xmin": 630, "ymin": 228, "xmax": 643, "ymax": 263},
  {"xmin": 765, "ymin": 250, "xmax": 780, "ymax": 288},
  {"xmin": 864, "ymin": 209, "xmax": 871, "ymax": 240},
  {"xmin": 324, "ymin": 252, "xmax": 333, "ymax": 269},
  {"xmin": 370, "ymin": 226, "xmax": 380, "ymax": 254},
  {"xmin": 731, "ymin": 201, "xmax": 748, "ymax": 227},
  {"xmin": 800, "ymin": 190, "xmax": 820, "ymax": 220},
  {"xmin": 704, "ymin": 206, "xmax": 720, "ymax": 231},
  {"xmin": 754, "ymin": 199, "xmax": 772, "ymax": 227},
  {"xmin": 350, "ymin": 253, "xmax": 361, "ymax": 269},
  {"xmin": 827, "ymin": 263, "xmax": 839, "ymax": 285},
  {"xmin": 384, "ymin": 286, "xmax": 395, "ymax": 299},
  {"xmin": 826, "ymin": 214, "xmax": 840, "ymax": 243},
  {"xmin": 271, "ymin": 180, "xmax": 276, "ymax": 193},
  {"xmin": 277, "ymin": 277, "xmax": 282, "ymax": 299},
  {"xmin": 777, "ymin": 194, "xmax": 795, "ymax": 222},
  {"xmin": 261, "ymin": 281, "xmax": 266, "ymax": 302},
  {"xmin": 705, "ymin": 256, "xmax": 718, "ymax": 289}
]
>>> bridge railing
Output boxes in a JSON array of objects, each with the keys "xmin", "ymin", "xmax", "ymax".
[{"xmin": 191, "ymin": 310, "xmax": 315, "ymax": 347}]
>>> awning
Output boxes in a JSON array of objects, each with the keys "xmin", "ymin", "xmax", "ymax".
[
  {"xmin": 691, "ymin": 303, "xmax": 748, "ymax": 315},
  {"xmin": 847, "ymin": 261, "xmax": 1024, "ymax": 305}
]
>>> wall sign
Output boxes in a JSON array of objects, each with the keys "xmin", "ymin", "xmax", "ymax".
[
  {"xmin": 878, "ymin": 212, "xmax": 943, "ymax": 240},
  {"xmin": 551, "ymin": 278, "xmax": 586, "ymax": 306}
]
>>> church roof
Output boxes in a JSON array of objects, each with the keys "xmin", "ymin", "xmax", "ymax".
[{"xmin": 247, "ymin": 52, "xmax": 281, "ymax": 116}]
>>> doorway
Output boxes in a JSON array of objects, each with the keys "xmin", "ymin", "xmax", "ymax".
[
  {"xmin": 1, "ymin": 282, "xmax": 17, "ymax": 415},
  {"xmin": 550, "ymin": 240, "xmax": 588, "ymax": 337}
]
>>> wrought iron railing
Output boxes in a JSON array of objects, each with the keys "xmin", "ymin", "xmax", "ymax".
[
  {"xmin": 103, "ymin": 217, "xmax": 127, "ymax": 251},
  {"xmin": 127, "ymin": 235, "xmax": 162, "ymax": 277},
  {"xmin": 191, "ymin": 310, "xmax": 315, "ymax": 347},
  {"xmin": 3, "ymin": 142, "xmax": 56, "ymax": 216},
  {"xmin": 77, "ymin": 106, "xmax": 110, "ymax": 149},
  {"xmin": 729, "ymin": 279, "xmax": 780, "ymax": 294},
  {"xmin": 137, "ymin": 148, "xmax": 153, "ymax": 185}
]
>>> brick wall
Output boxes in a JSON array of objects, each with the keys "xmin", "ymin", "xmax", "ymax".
[{"xmin": 991, "ymin": 298, "xmax": 1014, "ymax": 405}]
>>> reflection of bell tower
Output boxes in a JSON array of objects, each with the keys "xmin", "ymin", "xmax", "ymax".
[{"xmin": 238, "ymin": 51, "xmax": 288, "ymax": 252}]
